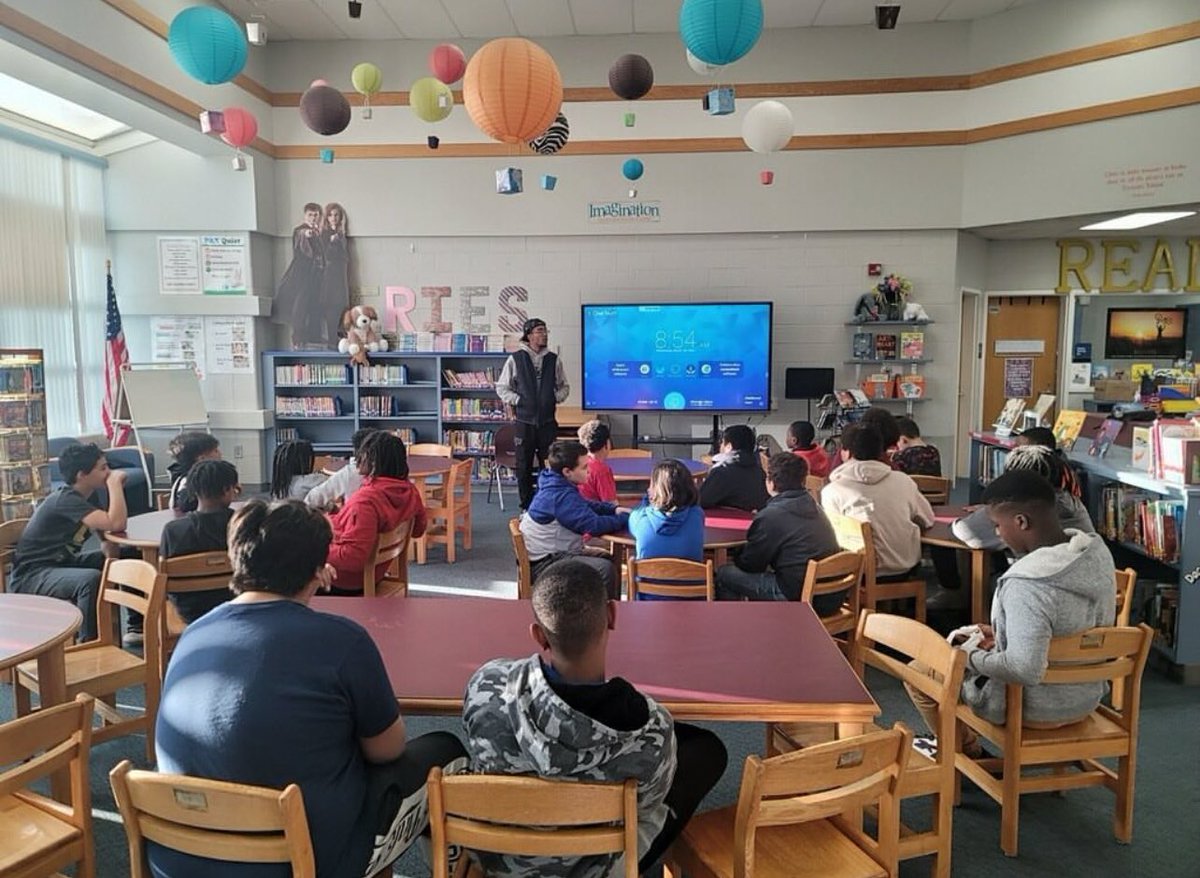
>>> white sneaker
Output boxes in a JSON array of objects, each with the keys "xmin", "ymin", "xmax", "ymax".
[{"xmin": 122, "ymin": 630, "xmax": 144, "ymax": 647}]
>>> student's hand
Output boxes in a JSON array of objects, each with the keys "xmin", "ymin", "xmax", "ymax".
[
  {"xmin": 314, "ymin": 563, "xmax": 337, "ymax": 593},
  {"xmin": 107, "ymin": 469, "xmax": 127, "ymax": 486},
  {"xmin": 977, "ymin": 624, "xmax": 995, "ymax": 650}
]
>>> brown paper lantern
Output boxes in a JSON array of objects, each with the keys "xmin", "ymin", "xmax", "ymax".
[
  {"xmin": 463, "ymin": 38, "xmax": 563, "ymax": 144},
  {"xmin": 300, "ymin": 84, "xmax": 351, "ymax": 136},
  {"xmin": 608, "ymin": 53, "xmax": 654, "ymax": 101}
]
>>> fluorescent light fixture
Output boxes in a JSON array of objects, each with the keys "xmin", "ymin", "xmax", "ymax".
[{"xmin": 1080, "ymin": 211, "xmax": 1196, "ymax": 231}]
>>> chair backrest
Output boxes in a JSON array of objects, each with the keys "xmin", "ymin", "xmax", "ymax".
[
  {"xmin": 363, "ymin": 518, "xmax": 415, "ymax": 597},
  {"xmin": 0, "ymin": 693, "xmax": 93, "ymax": 832},
  {"xmin": 493, "ymin": 424, "xmax": 518, "ymax": 468},
  {"xmin": 509, "ymin": 518, "xmax": 532, "ymax": 600},
  {"xmin": 804, "ymin": 474, "xmax": 826, "ymax": 503},
  {"xmin": 98, "ymin": 559, "xmax": 167, "ymax": 661},
  {"xmin": 734, "ymin": 725, "xmax": 912, "ymax": 877},
  {"xmin": 0, "ymin": 516, "xmax": 27, "ymax": 592},
  {"xmin": 449, "ymin": 457, "xmax": 474, "ymax": 500},
  {"xmin": 607, "ymin": 448, "xmax": 652, "ymax": 459},
  {"xmin": 628, "ymin": 557, "xmax": 714, "ymax": 600},
  {"xmin": 159, "ymin": 551, "xmax": 233, "ymax": 595},
  {"xmin": 1114, "ymin": 568, "xmax": 1136, "ymax": 626},
  {"xmin": 313, "ymin": 454, "xmax": 339, "ymax": 475},
  {"xmin": 109, "ymin": 760, "xmax": 315, "ymax": 878},
  {"xmin": 828, "ymin": 511, "xmax": 878, "ymax": 583},
  {"xmin": 426, "ymin": 768, "xmax": 638, "ymax": 878},
  {"xmin": 411, "ymin": 443, "xmax": 453, "ymax": 457},
  {"xmin": 799, "ymin": 551, "xmax": 863, "ymax": 628},
  {"xmin": 910, "ymin": 474, "xmax": 950, "ymax": 506}
]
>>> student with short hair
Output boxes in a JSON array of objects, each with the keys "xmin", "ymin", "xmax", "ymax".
[
  {"xmin": 10, "ymin": 443, "xmax": 127, "ymax": 641},
  {"xmin": 716, "ymin": 453, "xmax": 841, "ymax": 609},
  {"xmin": 786, "ymin": 419, "xmax": 830, "ymax": 479},
  {"xmin": 305, "ymin": 427, "xmax": 377, "ymax": 509},
  {"xmin": 155, "ymin": 499, "xmax": 466, "ymax": 878},
  {"xmin": 167, "ymin": 430, "xmax": 221, "ymax": 514},
  {"xmin": 892, "ymin": 416, "xmax": 942, "ymax": 476},
  {"xmin": 698, "ymin": 424, "xmax": 769, "ymax": 512},
  {"xmin": 629, "ymin": 458, "xmax": 705, "ymax": 567},
  {"xmin": 270, "ymin": 439, "xmax": 327, "ymax": 501},
  {"xmin": 521, "ymin": 440, "xmax": 628, "ymax": 597},
  {"xmin": 462, "ymin": 560, "xmax": 726, "ymax": 877},
  {"xmin": 576, "ymin": 419, "xmax": 617, "ymax": 503},
  {"xmin": 158, "ymin": 459, "xmax": 241, "ymax": 623}
]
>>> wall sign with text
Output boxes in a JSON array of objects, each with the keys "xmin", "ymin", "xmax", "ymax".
[{"xmin": 1056, "ymin": 238, "xmax": 1200, "ymax": 293}]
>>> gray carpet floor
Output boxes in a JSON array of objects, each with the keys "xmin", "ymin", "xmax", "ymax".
[{"xmin": 5, "ymin": 487, "xmax": 1197, "ymax": 877}]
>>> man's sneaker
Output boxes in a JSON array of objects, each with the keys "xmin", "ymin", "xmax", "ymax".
[
  {"xmin": 912, "ymin": 735, "xmax": 939, "ymax": 760},
  {"xmin": 122, "ymin": 630, "xmax": 144, "ymax": 647}
]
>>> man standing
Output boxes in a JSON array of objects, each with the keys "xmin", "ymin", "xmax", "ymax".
[{"xmin": 496, "ymin": 317, "xmax": 569, "ymax": 509}]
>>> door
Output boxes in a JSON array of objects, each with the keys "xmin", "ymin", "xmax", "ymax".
[
  {"xmin": 981, "ymin": 295, "xmax": 1062, "ymax": 433},
  {"xmin": 955, "ymin": 289, "xmax": 981, "ymax": 478}
]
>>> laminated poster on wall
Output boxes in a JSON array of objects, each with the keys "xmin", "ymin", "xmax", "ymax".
[
  {"xmin": 201, "ymin": 234, "xmax": 248, "ymax": 294},
  {"xmin": 158, "ymin": 237, "xmax": 201, "ymax": 294},
  {"xmin": 1003, "ymin": 357, "xmax": 1033, "ymax": 398},
  {"xmin": 151, "ymin": 316, "xmax": 206, "ymax": 379},
  {"xmin": 205, "ymin": 316, "xmax": 255, "ymax": 374}
]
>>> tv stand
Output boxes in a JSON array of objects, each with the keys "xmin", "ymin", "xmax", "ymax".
[{"xmin": 630, "ymin": 414, "xmax": 721, "ymax": 454}]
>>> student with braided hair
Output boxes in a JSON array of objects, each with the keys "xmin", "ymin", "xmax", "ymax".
[{"xmin": 270, "ymin": 439, "xmax": 327, "ymax": 501}]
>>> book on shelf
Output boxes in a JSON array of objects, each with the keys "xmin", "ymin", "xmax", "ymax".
[
  {"xmin": 1131, "ymin": 425, "xmax": 1153, "ymax": 472},
  {"xmin": 358, "ymin": 364, "xmax": 409, "ymax": 385},
  {"xmin": 849, "ymin": 388, "xmax": 871, "ymax": 407},
  {"xmin": 274, "ymin": 363, "xmax": 351, "ymax": 386},
  {"xmin": 834, "ymin": 390, "xmax": 857, "ymax": 408},
  {"xmin": 1088, "ymin": 417, "xmax": 1122, "ymax": 458},
  {"xmin": 442, "ymin": 368, "xmax": 500, "ymax": 388},
  {"xmin": 896, "ymin": 374, "xmax": 926, "ymax": 399},
  {"xmin": 816, "ymin": 410, "xmax": 837, "ymax": 431},
  {"xmin": 1051, "ymin": 410, "xmax": 1087, "ymax": 449},
  {"xmin": 852, "ymin": 333, "xmax": 874, "ymax": 359},
  {"xmin": 443, "ymin": 429, "xmax": 496, "ymax": 454},
  {"xmin": 977, "ymin": 444, "xmax": 1010, "ymax": 485},
  {"xmin": 440, "ymin": 398, "xmax": 510, "ymax": 420},
  {"xmin": 1150, "ymin": 418, "xmax": 1199, "ymax": 480},
  {"xmin": 274, "ymin": 396, "xmax": 343, "ymax": 418},
  {"xmin": 900, "ymin": 331, "xmax": 924, "ymax": 360},
  {"xmin": 874, "ymin": 333, "xmax": 897, "ymax": 360},
  {"xmin": 1098, "ymin": 484, "xmax": 1182, "ymax": 564},
  {"xmin": 992, "ymin": 398, "xmax": 1026, "ymax": 436},
  {"xmin": 1028, "ymin": 393, "xmax": 1056, "ymax": 426},
  {"xmin": 1068, "ymin": 362, "xmax": 1092, "ymax": 390}
]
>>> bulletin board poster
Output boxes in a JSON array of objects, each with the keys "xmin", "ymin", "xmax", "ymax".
[
  {"xmin": 1004, "ymin": 357, "xmax": 1033, "ymax": 398},
  {"xmin": 201, "ymin": 234, "xmax": 248, "ymax": 294},
  {"xmin": 205, "ymin": 316, "xmax": 255, "ymax": 374},
  {"xmin": 151, "ymin": 316, "xmax": 205, "ymax": 379},
  {"xmin": 158, "ymin": 237, "xmax": 201, "ymax": 294}
]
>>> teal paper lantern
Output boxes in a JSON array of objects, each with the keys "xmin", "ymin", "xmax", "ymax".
[
  {"xmin": 168, "ymin": 6, "xmax": 248, "ymax": 85},
  {"xmin": 622, "ymin": 158, "xmax": 644, "ymax": 181},
  {"xmin": 679, "ymin": 0, "xmax": 763, "ymax": 66}
]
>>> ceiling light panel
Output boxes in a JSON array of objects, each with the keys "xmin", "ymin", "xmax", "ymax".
[{"xmin": 1080, "ymin": 212, "xmax": 1197, "ymax": 231}]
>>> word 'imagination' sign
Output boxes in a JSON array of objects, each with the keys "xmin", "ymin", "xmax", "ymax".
[{"xmin": 588, "ymin": 200, "xmax": 661, "ymax": 223}]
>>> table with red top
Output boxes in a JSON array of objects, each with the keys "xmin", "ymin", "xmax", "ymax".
[
  {"xmin": 312, "ymin": 596, "xmax": 878, "ymax": 729},
  {"xmin": 922, "ymin": 504, "xmax": 992, "ymax": 624}
]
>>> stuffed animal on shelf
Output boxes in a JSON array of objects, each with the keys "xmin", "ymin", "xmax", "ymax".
[
  {"xmin": 853, "ymin": 292, "xmax": 881, "ymax": 322},
  {"xmin": 338, "ymin": 304, "xmax": 389, "ymax": 366},
  {"xmin": 903, "ymin": 302, "xmax": 930, "ymax": 322}
]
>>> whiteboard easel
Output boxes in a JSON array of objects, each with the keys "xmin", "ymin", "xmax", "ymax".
[{"xmin": 112, "ymin": 363, "xmax": 209, "ymax": 504}]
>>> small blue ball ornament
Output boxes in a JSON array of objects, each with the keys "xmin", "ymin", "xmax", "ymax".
[
  {"xmin": 679, "ymin": 0, "xmax": 763, "ymax": 66},
  {"xmin": 168, "ymin": 6, "xmax": 248, "ymax": 85},
  {"xmin": 622, "ymin": 158, "xmax": 644, "ymax": 181}
]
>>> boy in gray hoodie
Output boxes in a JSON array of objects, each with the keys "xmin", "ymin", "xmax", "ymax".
[{"xmin": 909, "ymin": 470, "xmax": 1115, "ymax": 755}]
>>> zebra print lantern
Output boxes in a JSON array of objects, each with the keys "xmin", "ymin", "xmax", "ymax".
[{"xmin": 527, "ymin": 112, "xmax": 569, "ymax": 155}]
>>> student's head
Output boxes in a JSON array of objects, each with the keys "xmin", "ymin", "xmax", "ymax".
[
  {"xmin": 1016, "ymin": 427, "xmax": 1057, "ymax": 449},
  {"xmin": 188, "ymin": 459, "xmax": 240, "ymax": 508},
  {"xmin": 895, "ymin": 416, "xmax": 923, "ymax": 450},
  {"xmin": 351, "ymin": 427, "xmax": 379, "ymax": 456},
  {"xmin": 787, "ymin": 420, "xmax": 816, "ymax": 450},
  {"xmin": 766, "ymin": 452, "xmax": 808, "ymax": 495},
  {"xmin": 59, "ymin": 443, "xmax": 107, "ymax": 488},
  {"xmin": 720, "ymin": 424, "xmax": 756, "ymax": 454},
  {"xmin": 270, "ymin": 440, "xmax": 315, "ymax": 499},
  {"xmin": 839, "ymin": 423, "xmax": 884, "ymax": 463},
  {"xmin": 529, "ymin": 559, "xmax": 613, "ymax": 663},
  {"xmin": 577, "ymin": 420, "xmax": 611, "ymax": 455},
  {"xmin": 860, "ymin": 408, "xmax": 901, "ymax": 453},
  {"xmin": 169, "ymin": 431, "xmax": 220, "ymax": 469},
  {"xmin": 648, "ymin": 459, "xmax": 699, "ymax": 511},
  {"xmin": 227, "ymin": 500, "xmax": 332, "ymax": 598},
  {"xmin": 981, "ymin": 469, "xmax": 1061, "ymax": 555},
  {"xmin": 357, "ymin": 431, "xmax": 409, "ymax": 480},
  {"xmin": 1004, "ymin": 444, "xmax": 1067, "ymax": 491},
  {"xmin": 547, "ymin": 440, "xmax": 588, "ymax": 483},
  {"xmin": 303, "ymin": 202, "xmax": 322, "ymax": 226}
]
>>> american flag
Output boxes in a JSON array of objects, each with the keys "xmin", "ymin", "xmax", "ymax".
[{"xmin": 102, "ymin": 267, "xmax": 131, "ymax": 445}]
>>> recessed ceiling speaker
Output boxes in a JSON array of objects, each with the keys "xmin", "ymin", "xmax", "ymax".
[{"xmin": 875, "ymin": 4, "xmax": 900, "ymax": 29}]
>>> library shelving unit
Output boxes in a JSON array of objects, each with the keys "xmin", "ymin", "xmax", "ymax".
[
  {"xmin": 440, "ymin": 353, "xmax": 513, "ymax": 482},
  {"xmin": 966, "ymin": 431, "xmax": 1020, "ymax": 503},
  {"xmin": 0, "ymin": 349, "xmax": 51, "ymax": 521},
  {"xmin": 844, "ymin": 319, "xmax": 933, "ymax": 416}
]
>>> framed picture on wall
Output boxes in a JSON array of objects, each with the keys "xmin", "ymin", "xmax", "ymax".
[{"xmin": 1105, "ymin": 308, "xmax": 1187, "ymax": 359}]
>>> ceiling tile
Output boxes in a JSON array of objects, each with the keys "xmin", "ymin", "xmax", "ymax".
[
  {"xmin": 377, "ymin": 0, "xmax": 461, "ymax": 39},
  {"xmin": 441, "ymin": 0, "xmax": 517, "ymax": 38},
  {"xmin": 938, "ymin": 0, "xmax": 1013, "ymax": 21},
  {"xmin": 243, "ymin": 0, "xmax": 348, "ymax": 40},
  {"xmin": 571, "ymin": 0, "xmax": 633, "ymax": 35},
  {"xmin": 506, "ymin": 0, "xmax": 577, "ymax": 37},
  {"xmin": 311, "ymin": 0, "xmax": 403, "ymax": 38},
  {"xmin": 630, "ymin": 0, "xmax": 675, "ymax": 34},
  {"xmin": 763, "ymin": 0, "xmax": 826, "ymax": 28},
  {"xmin": 812, "ymin": 1, "xmax": 873, "ymax": 27}
]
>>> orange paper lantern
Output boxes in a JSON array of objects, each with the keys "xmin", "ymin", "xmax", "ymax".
[{"xmin": 463, "ymin": 38, "xmax": 563, "ymax": 144}]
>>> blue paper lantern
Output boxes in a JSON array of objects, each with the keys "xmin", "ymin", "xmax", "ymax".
[
  {"xmin": 622, "ymin": 158, "xmax": 644, "ymax": 181},
  {"xmin": 679, "ymin": 0, "xmax": 764, "ymax": 66},
  {"xmin": 168, "ymin": 6, "xmax": 248, "ymax": 85}
]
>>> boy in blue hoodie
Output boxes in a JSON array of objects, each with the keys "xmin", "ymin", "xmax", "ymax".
[{"xmin": 520, "ymin": 440, "xmax": 628, "ymax": 597}]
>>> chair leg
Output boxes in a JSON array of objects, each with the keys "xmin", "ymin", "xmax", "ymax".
[
  {"xmin": 1000, "ymin": 754, "xmax": 1021, "ymax": 856},
  {"xmin": 1114, "ymin": 754, "xmax": 1136, "ymax": 843},
  {"xmin": 933, "ymin": 788, "xmax": 953, "ymax": 878},
  {"xmin": 13, "ymin": 671, "xmax": 32, "ymax": 716}
]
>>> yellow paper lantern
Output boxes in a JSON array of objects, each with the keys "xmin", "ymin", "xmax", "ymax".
[
  {"xmin": 409, "ymin": 76, "xmax": 454, "ymax": 123},
  {"xmin": 463, "ymin": 38, "xmax": 563, "ymax": 144}
]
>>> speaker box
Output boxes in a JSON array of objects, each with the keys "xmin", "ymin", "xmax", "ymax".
[{"xmin": 785, "ymin": 368, "xmax": 835, "ymax": 400}]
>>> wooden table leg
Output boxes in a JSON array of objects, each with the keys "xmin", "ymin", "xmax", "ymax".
[
  {"xmin": 36, "ymin": 645, "xmax": 72, "ymax": 801},
  {"xmin": 970, "ymin": 549, "xmax": 988, "ymax": 624}
]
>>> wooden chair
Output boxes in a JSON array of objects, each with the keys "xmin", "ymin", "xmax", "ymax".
[
  {"xmin": 487, "ymin": 423, "xmax": 518, "ymax": 511},
  {"xmin": 0, "ymin": 694, "xmax": 95, "ymax": 878},
  {"xmin": 509, "ymin": 518, "xmax": 533, "ymax": 600},
  {"xmin": 14, "ymin": 558, "xmax": 167, "ymax": 762},
  {"xmin": 799, "ymin": 551, "xmax": 864, "ymax": 651},
  {"xmin": 627, "ymin": 557, "xmax": 714, "ymax": 601},
  {"xmin": 363, "ymin": 518, "xmax": 415, "ymax": 597},
  {"xmin": 954, "ymin": 624, "xmax": 1153, "ymax": 857},
  {"xmin": 158, "ymin": 550, "xmax": 233, "ymax": 678},
  {"xmin": 109, "ymin": 760, "xmax": 315, "ymax": 878},
  {"xmin": 417, "ymin": 459, "xmax": 473, "ymax": 564},
  {"xmin": 805, "ymin": 474, "xmax": 827, "ymax": 504},
  {"xmin": 153, "ymin": 491, "xmax": 172, "ymax": 511},
  {"xmin": 910, "ymin": 474, "xmax": 950, "ymax": 506},
  {"xmin": 427, "ymin": 767, "xmax": 638, "ymax": 878},
  {"xmin": 664, "ymin": 724, "xmax": 913, "ymax": 878},
  {"xmin": 1111, "ymin": 568, "xmax": 1137, "ymax": 710},
  {"xmin": 829, "ymin": 511, "xmax": 926, "ymax": 623},
  {"xmin": 0, "ymin": 516, "xmax": 27, "ymax": 592},
  {"xmin": 607, "ymin": 448, "xmax": 652, "ymax": 459},
  {"xmin": 410, "ymin": 443, "xmax": 453, "ymax": 457}
]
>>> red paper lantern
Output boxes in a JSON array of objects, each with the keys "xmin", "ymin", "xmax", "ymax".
[
  {"xmin": 429, "ymin": 43, "xmax": 466, "ymax": 85},
  {"xmin": 220, "ymin": 106, "xmax": 258, "ymax": 148},
  {"xmin": 463, "ymin": 38, "xmax": 562, "ymax": 144}
]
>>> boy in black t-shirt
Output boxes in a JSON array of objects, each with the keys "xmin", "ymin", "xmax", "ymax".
[{"xmin": 159, "ymin": 459, "xmax": 240, "ymax": 623}]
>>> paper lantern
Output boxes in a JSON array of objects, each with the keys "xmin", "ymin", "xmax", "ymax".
[
  {"xmin": 686, "ymin": 49, "xmax": 722, "ymax": 76},
  {"xmin": 742, "ymin": 100, "xmax": 793, "ymax": 153},
  {"xmin": 351, "ymin": 63, "xmax": 383, "ymax": 96},
  {"xmin": 679, "ymin": 0, "xmax": 763, "ymax": 66},
  {"xmin": 410, "ymin": 77, "xmax": 454, "ymax": 123},
  {"xmin": 622, "ymin": 158, "xmax": 644, "ymax": 181},
  {"xmin": 463, "ymin": 38, "xmax": 563, "ymax": 144},
  {"xmin": 608, "ymin": 53, "xmax": 653, "ymax": 101},
  {"xmin": 541, "ymin": 174, "xmax": 557, "ymax": 191},
  {"xmin": 219, "ymin": 107, "xmax": 258, "ymax": 149},
  {"xmin": 168, "ymin": 6, "xmax": 247, "ymax": 84},
  {"xmin": 320, "ymin": 149, "xmax": 335, "ymax": 163},
  {"xmin": 429, "ymin": 43, "xmax": 467, "ymax": 85},
  {"xmin": 300, "ymin": 84, "xmax": 351, "ymax": 136},
  {"xmin": 527, "ymin": 112, "xmax": 569, "ymax": 155}
]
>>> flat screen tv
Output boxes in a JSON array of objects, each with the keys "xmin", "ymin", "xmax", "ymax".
[
  {"xmin": 1105, "ymin": 307, "xmax": 1188, "ymax": 359},
  {"xmin": 581, "ymin": 302, "xmax": 772, "ymax": 411}
]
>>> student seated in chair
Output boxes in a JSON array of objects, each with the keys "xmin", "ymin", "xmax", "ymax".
[
  {"xmin": 155, "ymin": 499, "xmax": 466, "ymax": 878},
  {"xmin": 10, "ymin": 443, "xmax": 127, "ymax": 642},
  {"xmin": 158, "ymin": 459, "xmax": 240, "ymax": 623},
  {"xmin": 166, "ymin": 430, "xmax": 221, "ymax": 514},
  {"xmin": 462, "ymin": 559, "xmax": 727, "ymax": 877},
  {"xmin": 305, "ymin": 427, "xmax": 377, "ymax": 510},
  {"xmin": 892, "ymin": 416, "xmax": 942, "ymax": 476},
  {"xmin": 576, "ymin": 419, "xmax": 617, "ymax": 503},
  {"xmin": 786, "ymin": 419, "xmax": 831, "ymax": 479},
  {"xmin": 716, "ymin": 453, "xmax": 840, "ymax": 609},
  {"xmin": 520, "ymin": 440, "xmax": 628, "ymax": 598},
  {"xmin": 905, "ymin": 469, "xmax": 1115, "ymax": 757},
  {"xmin": 698, "ymin": 424, "xmax": 770, "ymax": 512},
  {"xmin": 326, "ymin": 432, "xmax": 426, "ymax": 595}
]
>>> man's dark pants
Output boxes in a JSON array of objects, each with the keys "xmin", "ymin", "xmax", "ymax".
[{"xmin": 514, "ymin": 421, "xmax": 558, "ymax": 510}]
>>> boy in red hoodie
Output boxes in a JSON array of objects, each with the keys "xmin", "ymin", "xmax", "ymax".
[
  {"xmin": 786, "ymin": 420, "xmax": 830, "ymax": 479},
  {"xmin": 326, "ymin": 432, "xmax": 426, "ymax": 594}
]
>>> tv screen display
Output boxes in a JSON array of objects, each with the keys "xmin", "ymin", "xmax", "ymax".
[
  {"xmin": 1105, "ymin": 308, "xmax": 1188, "ymax": 359},
  {"xmin": 581, "ymin": 302, "xmax": 772, "ymax": 411}
]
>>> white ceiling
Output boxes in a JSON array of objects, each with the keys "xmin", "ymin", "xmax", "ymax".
[
  {"xmin": 218, "ymin": 0, "xmax": 1042, "ymax": 42},
  {"xmin": 969, "ymin": 207, "xmax": 1200, "ymax": 240},
  {"xmin": 0, "ymin": 71, "xmax": 129, "ymax": 142}
]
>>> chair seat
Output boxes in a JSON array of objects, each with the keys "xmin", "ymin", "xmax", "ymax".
[
  {"xmin": 959, "ymin": 706, "xmax": 1127, "ymax": 755},
  {"xmin": 0, "ymin": 793, "xmax": 84, "ymax": 873},
  {"xmin": 679, "ymin": 805, "xmax": 887, "ymax": 878},
  {"xmin": 18, "ymin": 644, "xmax": 145, "ymax": 696}
]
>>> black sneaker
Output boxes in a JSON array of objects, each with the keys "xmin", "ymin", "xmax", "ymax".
[{"xmin": 912, "ymin": 735, "xmax": 938, "ymax": 760}]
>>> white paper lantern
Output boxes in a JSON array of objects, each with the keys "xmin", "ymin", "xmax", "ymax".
[
  {"xmin": 742, "ymin": 100, "xmax": 793, "ymax": 154},
  {"xmin": 686, "ymin": 49, "xmax": 721, "ymax": 76}
]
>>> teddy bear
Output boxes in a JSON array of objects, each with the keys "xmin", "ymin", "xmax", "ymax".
[
  {"xmin": 903, "ymin": 302, "xmax": 930, "ymax": 322},
  {"xmin": 338, "ymin": 304, "xmax": 389, "ymax": 365}
]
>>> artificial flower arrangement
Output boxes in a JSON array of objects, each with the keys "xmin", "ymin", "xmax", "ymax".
[{"xmin": 853, "ymin": 273, "xmax": 914, "ymax": 322}]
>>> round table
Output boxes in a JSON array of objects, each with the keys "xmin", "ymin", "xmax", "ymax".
[
  {"xmin": 602, "ymin": 523, "xmax": 749, "ymax": 571},
  {"xmin": 608, "ymin": 457, "xmax": 708, "ymax": 482}
]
